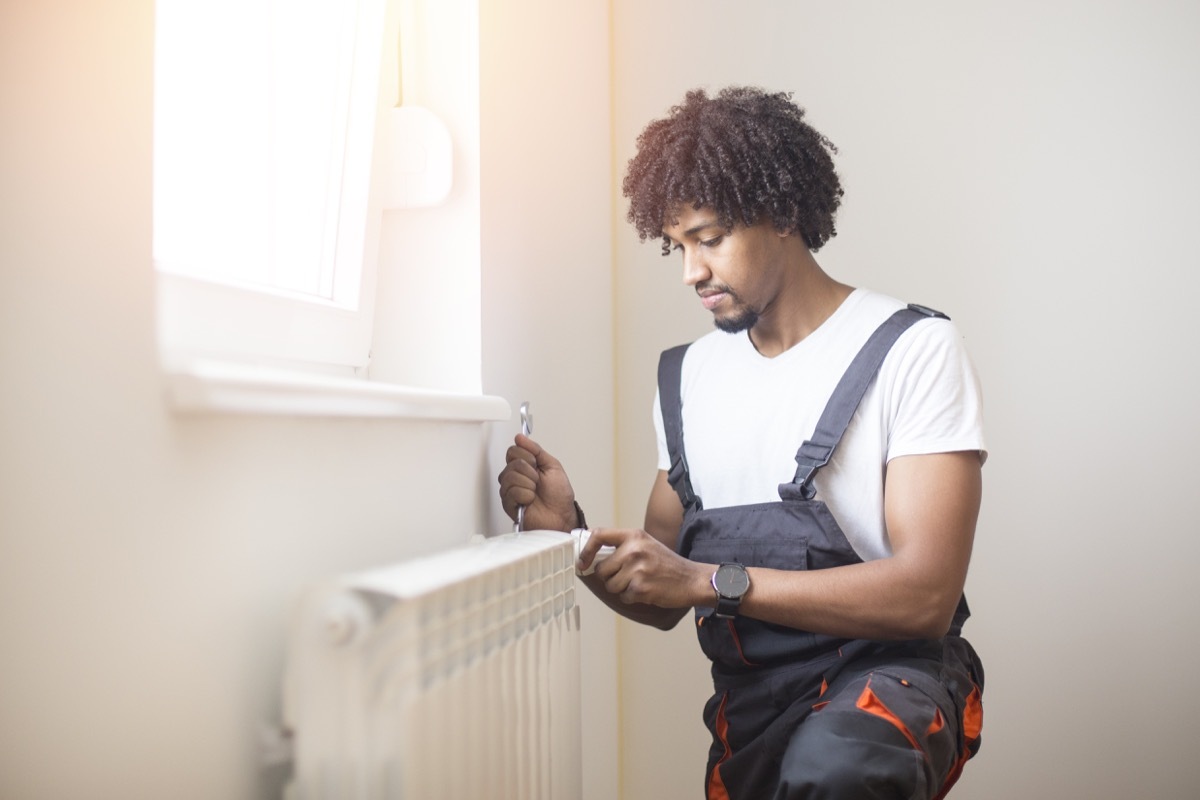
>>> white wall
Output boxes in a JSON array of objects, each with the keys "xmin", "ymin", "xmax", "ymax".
[
  {"xmin": 0, "ymin": 1, "xmax": 618, "ymax": 798},
  {"xmin": 611, "ymin": 1, "xmax": 1200, "ymax": 798}
]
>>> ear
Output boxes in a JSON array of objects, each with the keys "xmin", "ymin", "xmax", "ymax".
[{"xmin": 774, "ymin": 222, "xmax": 796, "ymax": 239}]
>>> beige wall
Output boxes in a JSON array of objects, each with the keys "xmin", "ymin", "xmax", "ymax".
[
  {"xmin": 611, "ymin": 1, "xmax": 1200, "ymax": 798},
  {"xmin": 0, "ymin": 1, "xmax": 616, "ymax": 798},
  {"xmin": 478, "ymin": 1, "xmax": 619, "ymax": 798}
]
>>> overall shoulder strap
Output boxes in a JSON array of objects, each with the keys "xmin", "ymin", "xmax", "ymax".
[
  {"xmin": 657, "ymin": 343, "xmax": 701, "ymax": 512},
  {"xmin": 779, "ymin": 304, "xmax": 949, "ymax": 501}
]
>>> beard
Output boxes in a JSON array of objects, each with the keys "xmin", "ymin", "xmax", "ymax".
[
  {"xmin": 713, "ymin": 307, "xmax": 760, "ymax": 333},
  {"xmin": 709, "ymin": 286, "xmax": 760, "ymax": 333}
]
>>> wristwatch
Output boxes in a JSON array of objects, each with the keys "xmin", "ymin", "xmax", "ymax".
[{"xmin": 712, "ymin": 562, "xmax": 750, "ymax": 619}]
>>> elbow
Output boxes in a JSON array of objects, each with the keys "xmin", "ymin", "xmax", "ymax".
[
  {"xmin": 896, "ymin": 595, "xmax": 960, "ymax": 641},
  {"xmin": 910, "ymin": 616, "xmax": 954, "ymax": 641},
  {"xmin": 652, "ymin": 607, "xmax": 688, "ymax": 631},
  {"xmin": 643, "ymin": 606, "xmax": 689, "ymax": 631}
]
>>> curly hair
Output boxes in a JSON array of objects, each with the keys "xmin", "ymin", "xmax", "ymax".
[{"xmin": 622, "ymin": 86, "xmax": 844, "ymax": 255}]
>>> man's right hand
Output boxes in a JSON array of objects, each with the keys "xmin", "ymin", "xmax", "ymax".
[{"xmin": 498, "ymin": 434, "xmax": 579, "ymax": 532}]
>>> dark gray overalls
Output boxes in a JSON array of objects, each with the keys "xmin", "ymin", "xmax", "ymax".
[{"xmin": 658, "ymin": 306, "xmax": 985, "ymax": 800}]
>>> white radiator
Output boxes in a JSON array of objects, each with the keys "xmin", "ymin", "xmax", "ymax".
[{"xmin": 282, "ymin": 530, "xmax": 582, "ymax": 800}]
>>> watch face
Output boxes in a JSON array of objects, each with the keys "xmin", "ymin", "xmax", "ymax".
[{"xmin": 715, "ymin": 563, "xmax": 750, "ymax": 597}]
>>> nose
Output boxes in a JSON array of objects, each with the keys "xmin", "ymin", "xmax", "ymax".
[{"xmin": 681, "ymin": 247, "xmax": 710, "ymax": 287}]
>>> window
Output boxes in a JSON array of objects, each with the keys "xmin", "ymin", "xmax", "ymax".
[
  {"xmin": 153, "ymin": 0, "xmax": 503, "ymax": 420},
  {"xmin": 154, "ymin": 0, "xmax": 387, "ymax": 375}
]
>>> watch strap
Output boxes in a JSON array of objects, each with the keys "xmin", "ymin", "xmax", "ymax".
[{"xmin": 715, "ymin": 592, "xmax": 742, "ymax": 618}]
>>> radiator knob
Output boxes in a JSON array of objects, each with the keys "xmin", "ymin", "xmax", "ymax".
[
  {"xmin": 319, "ymin": 590, "xmax": 375, "ymax": 647},
  {"xmin": 571, "ymin": 528, "xmax": 615, "ymax": 576}
]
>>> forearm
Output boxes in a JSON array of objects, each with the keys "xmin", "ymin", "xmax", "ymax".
[
  {"xmin": 581, "ymin": 545, "xmax": 961, "ymax": 639},
  {"xmin": 737, "ymin": 556, "xmax": 965, "ymax": 641}
]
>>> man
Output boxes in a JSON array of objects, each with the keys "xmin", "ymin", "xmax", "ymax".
[{"xmin": 498, "ymin": 86, "xmax": 985, "ymax": 799}]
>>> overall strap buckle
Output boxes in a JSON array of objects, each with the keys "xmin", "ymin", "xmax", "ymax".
[
  {"xmin": 668, "ymin": 453, "xmax": 702, "ymax": 511},
  {"xmin": 780, "ymin": 441, "xmax": 833, "ymax": 500}
]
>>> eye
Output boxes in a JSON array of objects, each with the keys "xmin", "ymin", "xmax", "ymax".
[{"xmin": 700, "ymin": 235, "xmax": 724, "ymax": 248}]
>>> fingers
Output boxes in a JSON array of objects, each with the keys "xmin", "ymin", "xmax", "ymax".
[
  {"xmin": 513, "ymin": 433, "xmax": 565, "ymax": 472},
  {"xmin": 576, "ymin": 527, "xmax": 625, "ymax": 566},
  {"xmin": 502, "ymin": 448, "xmax": 538, "ymax": 485},
  {"xmin": 580, "ymin": 529, "xmax": 698, "ymax": 608},
  {"xmin": 499, "ymin": 483, "xmax": 533, "ymax": 521},
  {"xmin": 498, "ymin": 435, "xmax": 543, "ymax": 516},
  {"xmin": 497, "ymin": 434, "xmax": 576, "ymax": 530},
  {"xmin": 580, "ymin": 528, "xmax": 647, "ymax": 603},
  {"xmin": 502, "ymin": 434, "xmax": 576, "ymax": 487},
  {"xmin": 583, "ymin": 530, "xmax": 628, "ymax": 596},
  {"xmin": 498, "ymin": 456, "xmax": 535, "ymax": 522}
]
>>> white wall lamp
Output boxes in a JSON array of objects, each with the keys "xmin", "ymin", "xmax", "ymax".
[{"xmin": 380, "ymin": 0, "xmax": 453, "ymax": 209}]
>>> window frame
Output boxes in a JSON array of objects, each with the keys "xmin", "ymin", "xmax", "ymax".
[
  {"xmin": 151, "ymin": 0, "xmax": 505, "ymax": 421},
  {"xmin": 152, "ymin": 0, "xmax": 389, "ymax": 376}
]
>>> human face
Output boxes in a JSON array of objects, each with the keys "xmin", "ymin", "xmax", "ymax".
[{"xmin": 661, "ymin": 205, "xmax": 790, "ymax": 334}]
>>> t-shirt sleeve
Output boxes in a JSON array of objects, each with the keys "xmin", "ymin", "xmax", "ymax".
[
  {"xmin": 885, "ymin": 320, "xmax": 988, "ymax": 464},
  {"xmin": 653, "ymin": 387, "xmax": 671, "ymax": 471}
]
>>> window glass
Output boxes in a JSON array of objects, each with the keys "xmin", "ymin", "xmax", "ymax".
[{"xmin": 154, "ymin": 0, "xmax": 385, "ymax": 372}]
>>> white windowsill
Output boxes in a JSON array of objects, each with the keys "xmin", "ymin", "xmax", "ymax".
[{"xmin": 163, "ymin": 359, "xmax": 511, "ymax": 421}]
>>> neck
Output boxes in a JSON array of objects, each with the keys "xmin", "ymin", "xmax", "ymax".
[{"xmin": 747, "ymin": 251, "xmax": 853, "ymax": 358}]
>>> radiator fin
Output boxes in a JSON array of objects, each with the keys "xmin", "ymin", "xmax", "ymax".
[{"xmin": 284, "ymin": 531, "xmax": 582, "ymax": 800}]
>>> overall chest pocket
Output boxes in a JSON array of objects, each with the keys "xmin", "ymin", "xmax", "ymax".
[
  {"xmin": 687, "ymin": 536, "xmax": 809, "ymax": 574},
  {"xmin": 680, "ymin": 502, "xmax": 819, "ymax": 569},
  {"xmin": 681, "ymin": 502, "xmax": 856, "ymax": 670}
]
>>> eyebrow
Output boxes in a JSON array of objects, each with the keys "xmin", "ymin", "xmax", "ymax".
[{"xmin": 674, "ymin": 218, "xmax": 723, "ymax": 239}]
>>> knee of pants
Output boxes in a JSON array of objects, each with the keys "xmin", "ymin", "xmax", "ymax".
[{"xmin": 776, "ymin": 706, "xmax": 927, "ymax": 800}]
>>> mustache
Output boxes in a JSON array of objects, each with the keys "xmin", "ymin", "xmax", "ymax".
[{"xmin": 696, "ymin": 281, "xmax": 735, "ymax": 297}]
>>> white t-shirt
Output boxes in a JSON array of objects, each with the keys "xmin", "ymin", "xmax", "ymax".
[{"xmin": 654, "ymin": 289, "xmax": 986, "ymax": 562}]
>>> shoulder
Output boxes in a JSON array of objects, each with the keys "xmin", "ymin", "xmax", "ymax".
[
  {"xmin": 888, "ymin": 309, "xmax": 976, "ymax": 373},
  {"xmin": 839, "ymin": 289, "xmax": 973, "ymax": 371},
  {"xmin": 876, "ymin": 307, "xmax": 987, "ymax": 462}
]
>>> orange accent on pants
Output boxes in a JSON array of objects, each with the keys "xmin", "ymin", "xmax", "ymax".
[
  {"xmin": 726, "ymin": 620, "xmax": 758, "ymax": 667},
  {"xmin": 855, "ymin": 679, "xmax": 922, "ymax": 752},
  {"xmin": 707, "ymin": 693, "xmax": 732, "ymax": 800},
  {"xmin": 934, "ymin": 684, "xmax": 983, "ymax": 800}
]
